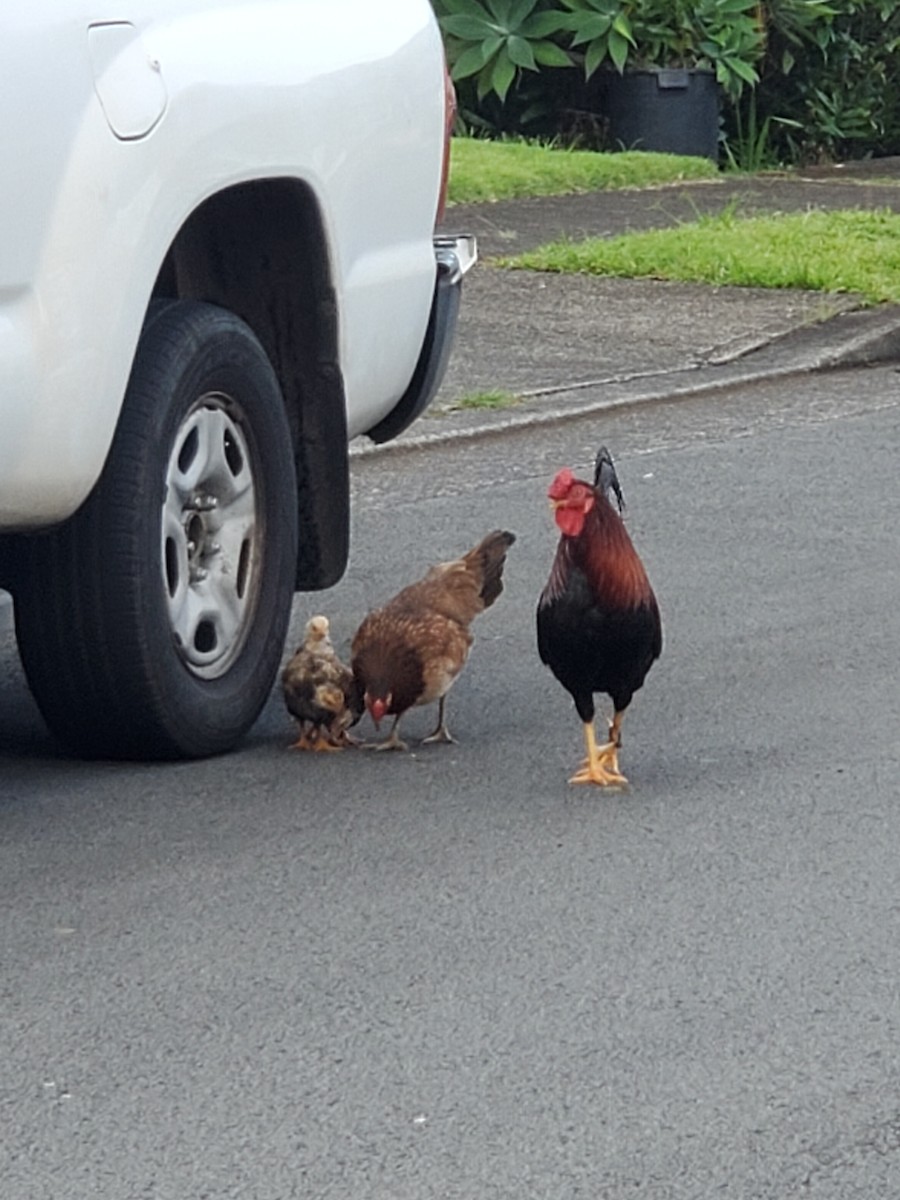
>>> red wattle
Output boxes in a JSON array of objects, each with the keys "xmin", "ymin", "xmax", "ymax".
[{"xmin": 555, "ymin": 507, "xmax": 585, "ymax": 537}]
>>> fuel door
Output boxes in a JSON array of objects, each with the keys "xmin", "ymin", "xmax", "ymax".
[{"xmin": 88, "ymin": 22, "xmax": 167, "ymax": 140}]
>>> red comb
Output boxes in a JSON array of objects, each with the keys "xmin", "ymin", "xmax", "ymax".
[{"xmin": 547, "ymin": 467, "xmax": 575, "ymax": 500}]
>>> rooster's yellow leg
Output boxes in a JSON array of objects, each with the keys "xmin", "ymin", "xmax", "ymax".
[
  {"xmin": 569, "ymin": 721, "xmax": 628, "ymax": 787},
  {"xmin": 289, "ymin": 727, "xmax": 313, "ymax": 751},
  {"xmin": 422, "ymin": 696, "xmax": 457, "ymax": 745},
  {"xmin": 592, "ymin": 711, "xmax": 626, "ymax": 777},
  {"xmin": 608, "ymin": 710, "xmax": 624, "ymax": 747}
]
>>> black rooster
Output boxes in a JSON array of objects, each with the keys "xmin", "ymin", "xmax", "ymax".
[{"xmin": 537, "ymin": 447, "xmax": 662, "ymax": 786}]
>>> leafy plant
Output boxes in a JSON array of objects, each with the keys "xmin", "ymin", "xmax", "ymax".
[
  {"xmin": 757, "ymin": 0, "xmax": 841, "ymax": 74},
  {"xmin": 435, "ymin": 0, "xmax": 900, "ymax": 164},
  {"xmin": 556, "ymin": 0, "xmax": 636, "ymax": 75},
  {"xmin": 558, "ymin": 0, "xmax": 766, "ymax": 98},
  {"xmin": 755, "ymin": 0, "xmax": 900, "ymax": 161},
  {"xmin": 436, "ymin": 0, "xmax": 572, "ymax": 101},
  {"xmin": 722, "ymin": 92, "xmax": 801, "ymax": 171}
]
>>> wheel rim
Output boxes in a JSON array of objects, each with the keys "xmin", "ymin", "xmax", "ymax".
[{"xmin": 161, "ymin": 394, "xmax": 262, "ymax": 679}]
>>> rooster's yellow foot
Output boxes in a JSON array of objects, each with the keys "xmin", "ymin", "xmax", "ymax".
[{"xmin": 571, "ymin": 726, "xmax": 629, "ymax": 787}]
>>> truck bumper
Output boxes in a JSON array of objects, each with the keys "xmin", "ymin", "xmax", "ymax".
[{"xmin": 365, "ymin": 233, "xmax": 477, "ymax": 444}]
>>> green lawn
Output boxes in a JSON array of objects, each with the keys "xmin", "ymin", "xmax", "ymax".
[
  {"xmin": 447, "ymin": 137, "xmax": 717, "ymax": 206},
  {"xmin": 449, "ymin": 389, "xmax": 521, "ymax": 411},
  {"xmin": 501, "ymin": 208, "xmax": 900, "ymax": 304},
  {"xmin": 448, "ymin": 137, "xmax": 900, "ymax": 303}
]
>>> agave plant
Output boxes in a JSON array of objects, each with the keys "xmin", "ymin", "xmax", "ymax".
[
  {"xmin": 556, "ymin": 0, "xmax": 637, "ymax": 76},
  {"xmin": 435, "ymin": 0, "xmax": 573, "ymax": 101},
  {"xmin": 558, "ymin": 0, "xmax": 767, "ymax": 98}
]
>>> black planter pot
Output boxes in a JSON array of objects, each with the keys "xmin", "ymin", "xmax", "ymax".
[{"xmin": 600, "ymin": 68, "xmax": 720, "ymax": 161}]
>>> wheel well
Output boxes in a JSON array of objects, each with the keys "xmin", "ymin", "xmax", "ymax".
[{"xmin": 152, "ymin": 179, "xmax": 349, "ymax": 590}]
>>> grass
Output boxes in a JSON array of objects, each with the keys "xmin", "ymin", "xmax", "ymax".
[
  {"xmin": 501, "ymin": 207, "xmax": 900, "ymax": 304},
  {"xmin": 447, "ymin": 137, "xmax": 717, "ymax": 206},
  {"xmin": 449, "ymin": 389, "xmax": 521, "ymax": 411}
]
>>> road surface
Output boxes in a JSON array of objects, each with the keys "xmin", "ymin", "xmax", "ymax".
[{"xmin": 2, "ymin": 365, "xmax": 900, "ymax": 1199}]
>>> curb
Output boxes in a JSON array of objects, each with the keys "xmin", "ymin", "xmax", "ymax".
[{"xmin": 351, "ymin": 304, "xmax": 900, "ymax": 460}]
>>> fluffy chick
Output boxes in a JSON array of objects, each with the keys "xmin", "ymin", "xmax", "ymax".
[{"xmin": 281, "ymin": 615, "xmax": 360, "ymax": 751}]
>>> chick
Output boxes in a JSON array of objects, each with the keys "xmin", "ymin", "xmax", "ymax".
[{"xmin": 281, "ymin": 616, "xmax": 360, "ymax": 751}]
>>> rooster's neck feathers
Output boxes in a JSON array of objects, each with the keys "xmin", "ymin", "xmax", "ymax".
[{"xmin": 543, "ymin": 493, "xmax": 653, "ymax": 610}]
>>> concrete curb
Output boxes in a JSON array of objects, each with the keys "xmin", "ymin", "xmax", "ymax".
[
  {"xmin": 351, "ymin": 303, "xmax": 900, "ymax": 460},
  {"xmin": 357, "ymin": 166, "xmax": 900, "ymax": 461}
]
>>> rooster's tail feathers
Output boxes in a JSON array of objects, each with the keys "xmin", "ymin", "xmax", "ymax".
[{"xmin": 593, "ymin": 446, "xmax": 625, "ymax": 513}]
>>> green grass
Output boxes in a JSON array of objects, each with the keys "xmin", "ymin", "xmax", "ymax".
[
  {"xmin": 447, "ymin": 137, "xmax": 718, "ymax": 206},
  {"xmin": 501, "ymin": 207, "xmax": 900, "ymax": 304},
  {"xmin": 450, "ymin": 388, "xmax": 521, "ymax": 411}
]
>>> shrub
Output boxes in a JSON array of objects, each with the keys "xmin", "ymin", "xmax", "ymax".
[
  {"xmin": 754, "ymin": 0, "xmax": 900, "ymax": 162},
  {"xmin": 434, "ymin": 0, "xmax": 900, "ymax": 163}
]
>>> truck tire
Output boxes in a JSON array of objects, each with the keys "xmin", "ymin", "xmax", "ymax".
[{"xmin": 14, "ymin": 300, "xmax": 299, "ymax": 760}]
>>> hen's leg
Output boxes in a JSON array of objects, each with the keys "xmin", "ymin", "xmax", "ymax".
[
  {"xmin": 569, "ymin": 720, "xmax": 628, "ymax": 787},
  {"xmin": 422, "ymin": 696, "xmax": 457, "ymax": 745},
  {"xmin": 367, "ymin": 715, "xmax": 409, "ymax": 752}
]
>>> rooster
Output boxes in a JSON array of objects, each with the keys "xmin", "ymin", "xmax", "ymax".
[
  {"xmin": 537, "ymin": 447, "xmax": 662, "ymax": 786},
  {"xmin": 281, "ymin": 615, "xmax": 361, "ymax": 751},
  {"xmin": 351, "ymin": 530, "xmax": 516, "ymax": 751}
]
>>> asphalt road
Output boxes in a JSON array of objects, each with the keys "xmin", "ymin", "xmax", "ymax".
[{"xmin": 2, "ymin": 365, "xmax": 900, "ymax": 1199}]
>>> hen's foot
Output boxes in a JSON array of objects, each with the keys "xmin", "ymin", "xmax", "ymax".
[
  {"xmin": 362, "ymin": 719, "xmax": 408, "ymax": 752},
  {"xmin": 422, "ymin": 724, "xmax": 457, "ymax": 745},
  {"xmin": 367, "ymin": 735, "xmax": 409, "ymax": 752},
  {"xmin": 421, "ymin": 697, "xmax": 456, "ymax": 745}
]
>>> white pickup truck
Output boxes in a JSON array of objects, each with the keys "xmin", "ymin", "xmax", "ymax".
[{"xmin": 0, "ymin": 0, "xmax": 474, "ymax": 760}]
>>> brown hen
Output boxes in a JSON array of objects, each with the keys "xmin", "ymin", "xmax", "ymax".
[{"xmin": 351, "ymin": 530, "xmax": 516, "ymax": 750}]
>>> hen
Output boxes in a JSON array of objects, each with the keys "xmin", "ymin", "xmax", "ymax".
[
  {"xmin": 281, "ymin": 615, "xmax": 361, "ymax": 751},
  {"xmin": 351, "ymin": 529, "xmax": 516, "ymax": 750},
  {"xmin": 537, "ymin": 447, "xmax": 662, "ymax": 786}
]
